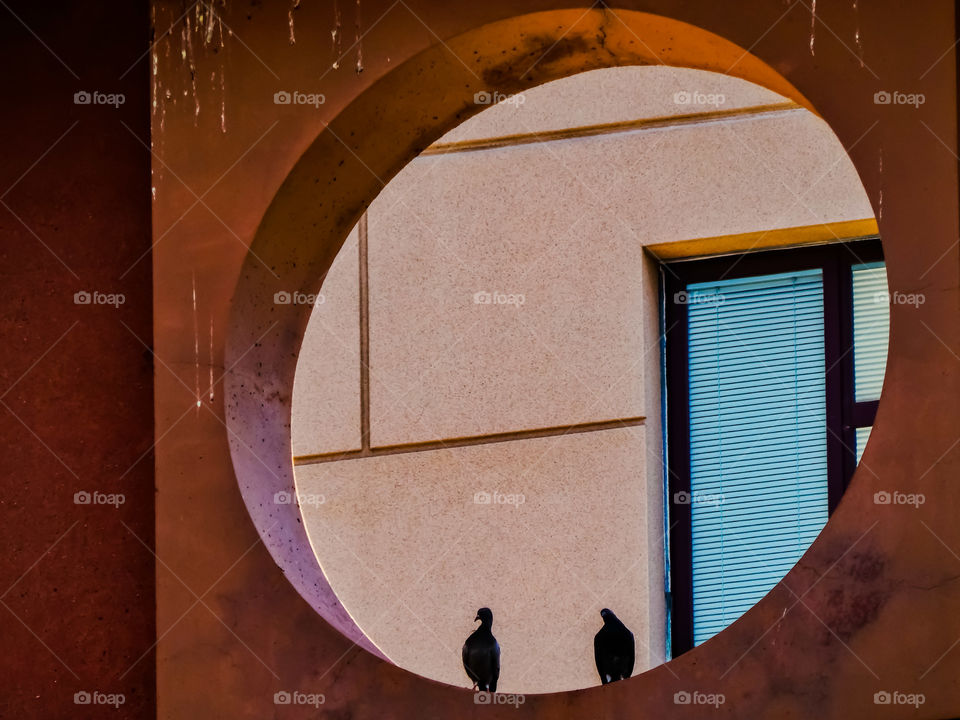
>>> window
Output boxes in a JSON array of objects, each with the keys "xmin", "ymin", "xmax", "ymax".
[
  {"xmin": 850, "ymin": 260, "xmax": 890, "ymax": 462},
  {"xmin": 664, "ymin": 239, "xmax": 885, "ymax": 655}
]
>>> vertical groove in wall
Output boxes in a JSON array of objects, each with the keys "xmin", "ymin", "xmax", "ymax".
[{"xmin": 359, "ymin": 212, "xmax": 371, "ymax": 450}]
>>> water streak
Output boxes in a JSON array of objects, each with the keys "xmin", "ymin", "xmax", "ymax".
[
  {"xmin": 288, "ymin": 0, "xmax": 300, "ymax": 44},
  {"xmin": 332, "ymin": 0, "xmax": 342, "ymax": 69},
  {"xmin": 208, "ymin": 315, "xmax": 215, "ymax": 403},
  {"xmin": 192, "ymin": 273, "xmax": 201, "ymax": 409},
  {"xmin": 809, "ymin": 0, "xmax": 817, "ymax": 56},
  {"xmin": 355, "ymin": 0, "xmax": 364, "ymax": 74},
  {"xmin": 853, "ymin": 0, "xmax": 864, "ymax": 67},
  {"xmin": 184, "ymin": 14, "xmax": 200, "ymax": 123},
  {"xmin": 878, "ymin": 147, "xmax": 884, "ymax": 222}
]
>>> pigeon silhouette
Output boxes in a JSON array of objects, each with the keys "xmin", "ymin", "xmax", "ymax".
[
  {"xmin": 594, "ymin": 608, "xmax": 634, "ymax": 684},
  {"xmin": 462, "ymin": 607, "xmax": 500, "ymax": 692}
]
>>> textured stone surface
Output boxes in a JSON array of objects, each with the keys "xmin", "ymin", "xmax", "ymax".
[
  {"xmin": 364, "ymin": 107, "xmax": 871, "ymax": 447},
  {"xmin": 439, "ymin": 65, "xmax": 790, "ymax": 144},
  {"xmin": 366, "ymin": 153, "xmax": 650, "ymax": 445},
  {"xmin": 296, "ymin": 427, "xmax": 656, "ymax": 694},
  {"xmin": 291, "ymin": 227, "xmax": 361, "ymax": 456}
]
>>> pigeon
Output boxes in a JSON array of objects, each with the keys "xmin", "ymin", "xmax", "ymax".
[
  {"xmin": 462, "ymin": 607, "xmax": 500, "ymax": 692},
  {"xmin": 594, "ymin": 608, "xmax": 635, "ymax": 684}
]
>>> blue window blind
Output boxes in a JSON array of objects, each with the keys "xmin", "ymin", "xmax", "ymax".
[
  {"xmin": 852, "ymin": 263, "xmax": 889, "ymax": 402},
  {"xmin": 856, "ymin": 426, "xmax": 872, "ymax": 464},
  {"xmin": 686, "ymin": 269, "xmax": 829, "ymax": 645}
]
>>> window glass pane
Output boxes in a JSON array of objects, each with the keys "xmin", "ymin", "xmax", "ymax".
[
  {"xmin": 856, "ymin": 426, "xmax": 872, "ymax": 464},
  {"xmin": 852, "ymin": 262, "xmax": 888, "ymax": 402},
  {"xmin": 685, "ymin": 269, "xmax": 829, "ymax": 646}
]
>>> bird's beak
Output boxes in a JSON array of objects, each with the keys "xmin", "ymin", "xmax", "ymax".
[{"xmin": 474, "ymin": 614, "xmax": 480, "ymax": 622}]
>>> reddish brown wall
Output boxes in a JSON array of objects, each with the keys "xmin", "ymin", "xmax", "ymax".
[
  {"xmin": 1, "ymin": 1, "xmax": 958, "ymax": 719},
  {"xmin": 156, "ymin": 1, "xmax": 960, "ymax": 718},
  {"xmin": 0, "ymin": 2, "xmax": 155, "ymax": 718}
]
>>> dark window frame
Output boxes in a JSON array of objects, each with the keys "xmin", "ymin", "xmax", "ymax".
[{"xmin": 662, "ymin": 238, "xmax": 884, "ymax": 657}]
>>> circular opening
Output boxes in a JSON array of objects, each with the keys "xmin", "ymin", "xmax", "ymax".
[{"xmin": 287, "ymin": 65, "xmax": 881, "ymax": 693}]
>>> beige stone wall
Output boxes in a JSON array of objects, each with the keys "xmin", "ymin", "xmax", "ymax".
[
  {"xmin": 290, "ymin": 66, "xmax": 873, "ymax": 694},
  {"xmin": 291, "ymin": 227, "xmax": 361, "ymax": 456}
]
